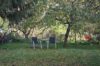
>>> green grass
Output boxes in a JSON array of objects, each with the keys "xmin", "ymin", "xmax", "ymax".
[{"xmin": 0, "ymin": 42, "xmax": 100, "ymax": 66}]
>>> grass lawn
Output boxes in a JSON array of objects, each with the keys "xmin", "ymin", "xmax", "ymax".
[{"xmin": 0, "ymin": 42, "xmax": 100, "ymax": 66}]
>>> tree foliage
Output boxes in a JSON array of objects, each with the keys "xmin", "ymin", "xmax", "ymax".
[
  {"xmin": 0, "ymin": 0, "xmax": 100, "ymax": 44},
  {"xmin": 0, "ymin": 0, "xmax": 38, "ymax": 24}
]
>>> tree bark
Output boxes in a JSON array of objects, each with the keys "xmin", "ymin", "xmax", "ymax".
[
  {"xmin": 63, "ymin": 23, "xmax": 71, "ymax": 47},
  {"xmin": 24, "ymin": 34, "xmax": 29, "ymax": 39},
  {"xmin": 23, "ymin": 29, "xmax": 31, "ymax": 39},
  {"xmin": 79, "ymin": 32, "xmax": 82, "ymax": 42},
  {"xmin": 75, "ymin": 32, "xmax": 77, "ymax": 43}
]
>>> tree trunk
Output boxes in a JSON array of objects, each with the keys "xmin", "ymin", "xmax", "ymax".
[
  {"xmin": 63, "ymin": 1, "xmax": 75, "ymax": 47},
  {"xmin": 63, "ymin": 23, "xmax": 71, "ymax": 47},
  {"xmin": 75, "ymin": 32, "xmax": 77, "ymax": 43},
  {"xmin": 25, "ymin": 34, "xmax": 29, "ymax": 39},
  {"xmin": 79, "ymin": 32, "xmax": 82, "ymax": 42},
  {"xmin": 23, "ymin": 29, "xmax": 31, "ymax": 39}
]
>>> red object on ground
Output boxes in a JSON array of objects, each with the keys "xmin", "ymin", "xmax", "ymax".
[{"xmin": 84, "ymin": 34, "xmax": 92, "ymax": 41}]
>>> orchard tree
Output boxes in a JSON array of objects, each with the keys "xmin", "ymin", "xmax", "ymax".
[
  {"xmin": 43, "ymin": 0, "xmax": 100, "ymax": 47},
  {"xmin": 14, "ymin": 0, "xmax": 51, "ymax": 39},
  {"xmin": 43, "ymin": 0, "xmax": 86, "ymax": 47},
  {"xmin": 0, "ymin": 0, "xmax": 50, "ymax": 39}
]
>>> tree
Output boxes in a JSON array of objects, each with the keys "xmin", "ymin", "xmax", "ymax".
[
  {"xmin": 43, "ymin": 0, "xmax": 100, "ymax": 47},
  {"xmin": 44, "ymin": 0, "xmax": 85, "ymax": 47},
  {"xmin": 11, "ymin": 0, "xmax": 51, "ymax": 39},
  {"xmin": 0, "ymin": 0, "xmax": 50, "ymax": 39}
]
